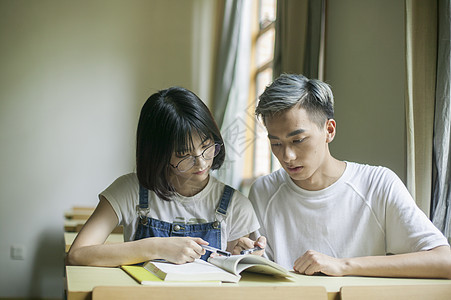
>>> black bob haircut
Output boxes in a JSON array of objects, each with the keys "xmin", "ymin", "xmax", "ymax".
[{"xmin": 136, "ymin": 86, "xmax": 225, "ymax": 201}]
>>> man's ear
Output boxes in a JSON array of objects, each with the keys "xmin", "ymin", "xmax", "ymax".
[{"xmin": 325, "ymin": 119, "xmax": 337, "ymax": 143}]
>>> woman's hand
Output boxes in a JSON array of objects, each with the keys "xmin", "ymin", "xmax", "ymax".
[{"xmin": 153, "ymin": 237, "xmax": 208, "ymax": 264}]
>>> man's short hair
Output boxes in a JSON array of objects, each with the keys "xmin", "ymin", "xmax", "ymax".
[{"xmin": 256, "ymin": 74, "xmax": 334, "ymax": 127}]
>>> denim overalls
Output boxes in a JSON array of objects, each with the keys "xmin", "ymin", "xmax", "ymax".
[{"xmin": 133, "ymin": 185, "xmax": 234, "ymax": 260}]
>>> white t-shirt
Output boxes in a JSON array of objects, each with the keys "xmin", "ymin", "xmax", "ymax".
[
  {"xmin": 101, "ymin": 173, "xmax": 260, "ymax": 250},
  {"xmin": 248, "ymin": 162, "xmax": 449, "ymax": 270}
]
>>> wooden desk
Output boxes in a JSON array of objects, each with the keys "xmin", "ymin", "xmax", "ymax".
[
  {"xmin": 64, "ymin": 219, "xmax": 123, "ymax": 234},
  {"xmin": 65, "ymin": 219, "xmax": 86, "ymax": 232},
  {"xmin": 65, "ymin": 207, "xmax": 95, "ymax": 220},
  {"xmin": 65, "ymin": 266, "xmax": 451, "ymax": 300},
  {"xmin": 64, "ymin": 232, "xmax": 124, "ymax": 252}
]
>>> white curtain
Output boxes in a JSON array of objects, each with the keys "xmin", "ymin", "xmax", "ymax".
[
  {"xmin": 432, "ymin": 0, "xmax": 451, "ymax": 242},
  {"xmin": 405, "ymin": 0, "xmax": 437, "ymax": 216},
  {"xmin": 211, "ymin": 0, "xmax": 252, "ymax": 189},
  {"xmin": 273, "ymin": 0, "xmax": 326, "ymax": 79}
]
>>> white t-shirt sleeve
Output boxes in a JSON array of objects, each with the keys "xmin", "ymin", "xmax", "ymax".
[
  {"xmin": 382, "ymin": 168, "xmax": 449, "ymax": 253},
  {"xmin": 248, "ymin": 176, "xmax": 275, "ymax": 261},
  {"xmin": 99, "ymin": 173, "xmax": 139, "ymax": 227},
  {"xmin": 225, "ymin": 190, "xmax": 260, "ymax": 242}
]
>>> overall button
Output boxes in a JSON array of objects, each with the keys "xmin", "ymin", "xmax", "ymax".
[
  {"xmin": 173, "ymin": 224, "xmax": 181, "ymax": 231},
  {"xmin": 212, "ymin": 221, "xmax": 220, "ymax": 229}
]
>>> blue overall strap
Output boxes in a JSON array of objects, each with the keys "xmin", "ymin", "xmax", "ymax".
[
  {"xmin": 215, "ymin": 185, "xmax": 234, "ymax": 217},
  {"xmin": 138, "ymin": 185, "xmax": 149, "ymax": 209},
  {"xmin": 136, "ymin": 185, "xmax": 150, "ymax": 222}
]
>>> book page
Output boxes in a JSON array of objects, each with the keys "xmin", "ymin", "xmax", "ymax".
[
  {"xmin": 149, "ymin": 259, "xmax": 227, "ymax": 275},
  {"xmin": 208, "ymin": 255, "xmax": 291, "ymax": 277},
  {"xmin": 207, "ymin": 255, "xmax": 242, "ymax": 274},
  {"xmin": 144, "ymin": 259, "xmax": 240, "ymax": 283}
]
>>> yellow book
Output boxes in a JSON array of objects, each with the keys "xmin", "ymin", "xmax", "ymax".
[
  {"xmin": 121, "ymin": 265, "xmax": 221, "ymax": 286},
  {"xmin": 121, "ymin": 265, "xmax": 163, "ymax": 284}
]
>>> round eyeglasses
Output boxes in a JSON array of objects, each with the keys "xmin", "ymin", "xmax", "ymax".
[{"xmin": 170, "ymin": 143, "xmax": 222, "ymax": 172}]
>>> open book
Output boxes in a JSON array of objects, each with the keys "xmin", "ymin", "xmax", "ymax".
[{"xmin": 141, "ymin": 255, "xmax": 291, "ymax": 283}]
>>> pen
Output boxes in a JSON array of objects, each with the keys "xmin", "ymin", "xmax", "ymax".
[
  {"xmin": 201, "ymin": 245, "xmax": 231, "ymax": 257},
  {"xmin": 240, "ymin": 245, "xmax": 263, "ymax": 255}
]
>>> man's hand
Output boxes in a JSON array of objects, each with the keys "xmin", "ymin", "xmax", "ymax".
[
  {"xmin": 293, "ymin": 249, "xmax": 347, "ymax": 276},
  {"xmin": 230, "ymin": 236, "xmax": 266, "ymax": 256}
]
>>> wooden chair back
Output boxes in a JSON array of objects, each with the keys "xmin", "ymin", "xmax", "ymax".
[
  {"xmin": 340, "ymin": 284, "xmax": 451, "ymax": 300},
  {"xmin": 93, "ymin": 285, "xmax": 328, "ymax": 300}
]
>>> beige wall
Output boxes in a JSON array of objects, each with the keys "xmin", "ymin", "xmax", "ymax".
[
  {"xmin": 325, "ymin": 0, "xmax": 406, "ymax": 182},
  {"xmin": 0, "ymin": 0, "xmax": 216, "ymax": 298}
]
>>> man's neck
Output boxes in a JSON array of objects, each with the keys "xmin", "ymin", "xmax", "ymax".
[{"xmin": 294, "ymin": 157, "xmax": 346, "ymax": 191}]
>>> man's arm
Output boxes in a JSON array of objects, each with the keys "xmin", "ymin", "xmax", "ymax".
[{"xmin": 293, "ymin": 245, "xmax": 451, "ymax": 279}]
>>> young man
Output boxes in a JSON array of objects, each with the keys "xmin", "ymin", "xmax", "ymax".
[{"xmin": 249, "ymin": 74, "xmax": 451, "ymax": 278}]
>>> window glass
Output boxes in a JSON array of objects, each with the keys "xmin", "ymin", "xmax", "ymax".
[
  {"xmin": 259, "ymin": 0, "xmax": 277, "ymax": 27},
  {"xmin": 243, "ymin": 0, "xmax": 277, "ymax": 182},
  {"xmin": 256, "ymin": 28, "xmax": 275, "ymax": 68}
]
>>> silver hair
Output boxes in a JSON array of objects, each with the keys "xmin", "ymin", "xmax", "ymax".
[{"xmin": 255, "ymin": 74, "xmax": 334, "ymax": 127}]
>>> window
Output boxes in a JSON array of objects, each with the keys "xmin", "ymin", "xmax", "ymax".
[{"xmin": 243, "ymin": 0, "xmax": 279, "ymax": 183}]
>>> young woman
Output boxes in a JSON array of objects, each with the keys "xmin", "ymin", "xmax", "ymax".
[{"xmin": 67, "ymin": 87, "xmax": 265, "ymax": 267}]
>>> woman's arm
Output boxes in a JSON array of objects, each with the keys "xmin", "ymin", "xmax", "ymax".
[
  {"xmin": 66, "ymin": 197, "xmax": 207, "ymax": 267},
  {"xmin": 293, "ymin": 245, "xmax": 451, "ymax": 279}
]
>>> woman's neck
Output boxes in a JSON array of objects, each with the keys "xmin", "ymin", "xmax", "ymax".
[{"xmin": 171, "ymin": 175, "xmax": 210, "ymax": 197}]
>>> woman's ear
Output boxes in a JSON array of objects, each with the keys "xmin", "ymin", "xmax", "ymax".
[{"xmin": 325, "ymin": 119, "xmax": 337, "ymax": 143}]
